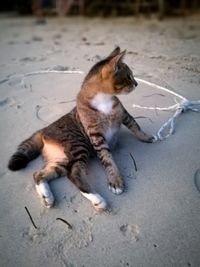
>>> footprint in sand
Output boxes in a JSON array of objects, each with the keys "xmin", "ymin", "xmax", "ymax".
[
  {"xmin": 22, "ymin": 220, "xmax": 92, "ymax": 249},
  {"xmin": 20, "ymin": 57, "xmax": 37, "ymax": 62},
  {"xmin": 59, "ymin": 219, "xmax": 93, "ymax": 249},
  {"xmin": 20, "ymin": 56, "xmax": 47, "ymax": 63},
  {"xmin": 119, "ymin": 223, "xmax": 140, "ymax": 242},
  {"xmin": 46, "ymin": 219, "xmax": 93, "ymax": 265},
  {"xmin": 8, "ymin": 41, "xmax": 16, "ymax": 45},
  {"xmin": 7, "ymin": 74, "xmax": 24, "ymax": 87},
  {"xmin": 52, "ymin": 34, "xmax": 62, "ymax": 40},
  {"xmin": 120, "ymin": 260, "xmax": 131, "ymax": 267},
  {"xmin": 22, "ymin": 227, "xmax": 46, "ymax": 244},
  {"xmin": 32, "ymin": 36, "xmax": 43, "ymax": 42},
  {"xmin": 0, "ymin": 97, "xmax": 19, "ymax": 109}
]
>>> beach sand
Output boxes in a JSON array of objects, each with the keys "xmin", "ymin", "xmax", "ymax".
[{"xmin": 0, "ymin": 14, "xmax": 200, "ymax": 267}]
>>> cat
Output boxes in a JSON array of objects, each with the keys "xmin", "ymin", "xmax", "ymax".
[{"xmin": 8, "ymin": 46, "xmax": 155, "ymax": 211}]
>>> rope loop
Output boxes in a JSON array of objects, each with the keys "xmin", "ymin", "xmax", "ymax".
[{"xmin": 134, "ymin": 78, "xmax": 200, "ymax": 141}]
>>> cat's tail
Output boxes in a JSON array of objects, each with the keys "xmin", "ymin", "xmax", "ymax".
[{"xmin": 8, "ymin": 132, "xmax": 43, "ymax": 171}]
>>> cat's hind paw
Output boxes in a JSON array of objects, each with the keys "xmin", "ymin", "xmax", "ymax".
[
  {"xmin": 93, "ymin": 197, "xmax": 107, "ymax": 212},
  {"xmin": 81, "ymin": 192, "xmax": 107, "ymax": 212},
  {"xmin": 35, "ymin": 182, "xmax": 55, "ymax": 208}
]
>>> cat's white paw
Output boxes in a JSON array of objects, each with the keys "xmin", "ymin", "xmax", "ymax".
[
  {"xmin": 35, "ymin": 182, "xmax": 55, "ymax": 208},
  {"xmin": 109, "ymin": 185, "xmax": 123, "ymax": 195},
  {"xmin": 81, "ymin": 192, "xmax": 107, "ymax": 211}
]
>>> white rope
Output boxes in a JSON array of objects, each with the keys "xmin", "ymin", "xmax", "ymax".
[
  {"xmin": 25, "ymin": 69, "xmax": 84, "ymax": 76},
  {"xmin": 134, "ymin": 78, "xmax": 200, "ymax": 141},
  {"xmin": 136, "ymin": 78, "xmax": 187, "ymax": 101},
  {"xmin": 0, "ymin": 67, "xmax": 84, "ymax": 86}
]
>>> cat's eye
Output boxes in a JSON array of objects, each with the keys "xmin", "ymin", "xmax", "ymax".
[
  {"xmin": 127, "ymin": 74, "xmax": 132, "ymax": 81},
  {"xmin": 114, "ymin": 65, "xmax": 119, "ymax": 73}
]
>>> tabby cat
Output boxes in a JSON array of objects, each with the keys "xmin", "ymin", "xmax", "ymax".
[{"xmin": 8, "ymin": 47, "xmax": 155, "ymax": 211}]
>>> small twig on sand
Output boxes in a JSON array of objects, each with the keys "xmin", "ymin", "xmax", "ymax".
[
  {"xmin": 129, "ymin": 153, "xmax": 138, "ymax": 172},
  {"xmin": 143, "ymin": 93, "xmax": 165, "ymax": 98},
  {"xmin": 35, "ymin": 105, "xmax": 42, "ymax": 120},
  {"xmin": 58, "ymin": 99, "xmax": 76, "ymax": 104},
  {"xmin": 24, "ymin": 206, "xmax": 38, "ymax": 229},
  {"xmin": 35, "ymin": 104, "xmax": 48, "ymax": 123},
  {"xmin": 135, "ymin": 116, "xmax": 153, "ymax": 123},
  {"xmin": 56, "ymin": 217, "xmax": 73, "ymax": 229}
]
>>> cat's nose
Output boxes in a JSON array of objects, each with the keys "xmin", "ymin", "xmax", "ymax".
[{"xmin": 134, "ymin": 80, "xmax": 138, "ymax": 87}]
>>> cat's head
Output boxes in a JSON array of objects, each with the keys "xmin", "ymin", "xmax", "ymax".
[{"xmin": 83, "ymin": 46, "xmax": 138, "ymax": 95}]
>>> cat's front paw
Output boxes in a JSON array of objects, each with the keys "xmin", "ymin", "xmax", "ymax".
[
  {"xmin": 141, "ymin": 134, "xmax": 156, "ymax": 143},
  {"xmin": 108, "ymin": 177, "xmax": 124, "ymax": 195}
]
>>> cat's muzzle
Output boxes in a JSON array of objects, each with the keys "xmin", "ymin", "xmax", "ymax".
[
  {"xmin": 123, "ymin": 85, "xmax": 136, "ymax": 94},
  {"xmin": 130, "ymin": 80, "xmax": 138, "ymax": 92}
]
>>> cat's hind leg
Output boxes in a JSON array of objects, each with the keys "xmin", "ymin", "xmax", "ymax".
[
  {"xmin": 33, "ymin": 161, "xmax": 67, "ymax": 208},
  {"xmin": 67, "ymin": 160, "xmax": 107, "ymax": 212}
]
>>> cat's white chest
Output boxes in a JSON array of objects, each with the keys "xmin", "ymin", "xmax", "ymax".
[{"xmin": 91, "ymin": 93, "xmax": 113, "ymax": 114}]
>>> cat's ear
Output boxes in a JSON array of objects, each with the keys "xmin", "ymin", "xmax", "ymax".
[
  {"xmin": 111, "ymin": 49, "xmax": 126, "ymax": 66},
  {"xmin": 102, "ymin": 50, "xmax": 126, "ymax": 78},
  {"xmin": 108, "ymin": 46, "xmax": 121, "ymax": 58}
]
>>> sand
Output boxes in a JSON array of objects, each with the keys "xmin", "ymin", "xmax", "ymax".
[{"xmin": 0, "ymin": 14, "xmax": 200, "ymax": 267}]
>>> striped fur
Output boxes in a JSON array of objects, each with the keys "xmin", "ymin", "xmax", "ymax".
[{"xmin": 8, "ymin": 46, "xmax": 154, "ymax": 210}]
